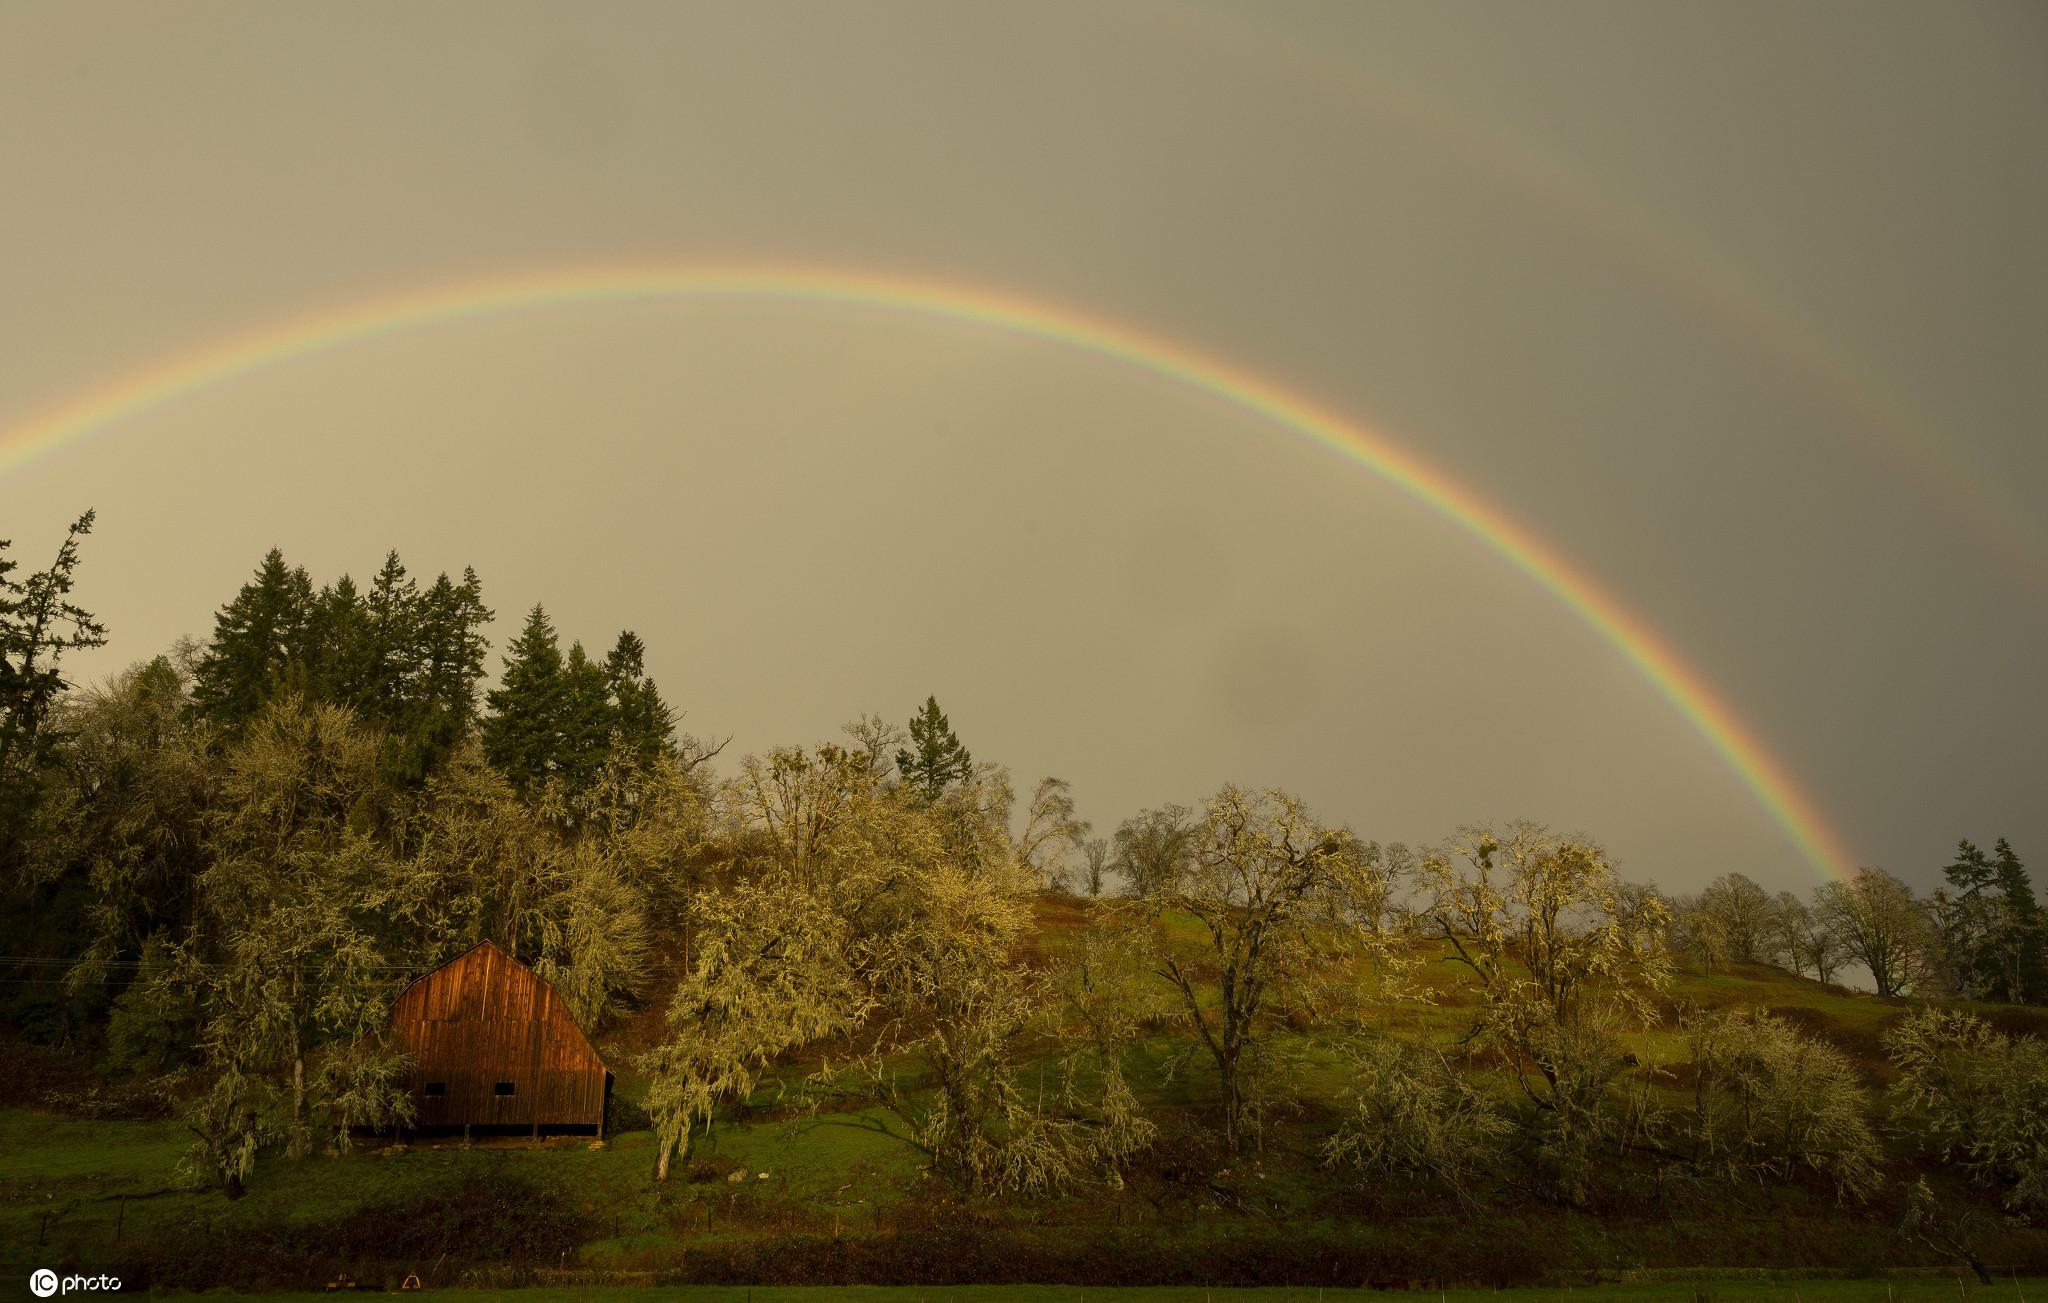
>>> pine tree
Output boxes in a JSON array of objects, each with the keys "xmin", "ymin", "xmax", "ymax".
[
  {"xmin": 196, "ymin": 550, "xmax": 491, "ymax": 783},
  {"xmin": 1992, "ymin": 839, "xmax": 2044, "ymax": 1005},
  {"xmin": 190, "ymin": 549, "xmax": 317, "ymax": 733},
  {"xmin": 604, "ymin": 630, "xmax": 676, "ymax": 770},
  {"xmin": 1941, "ymin": 839, "xmax": 2044, "ymax": 1004},
  {"xmin": 895, "ymin": 695, "xmax": 974, "ymax": 802},
  {"xmin": 386, "ymin": 566, "xmax": 491, "ymax": 783},
  {"xmin": 552, "ymin": 641, "xmax": 616, "ymax": 798},
  {"xmin": 481, "ymin": 604, "xmax": 566, "ymax": 794}
]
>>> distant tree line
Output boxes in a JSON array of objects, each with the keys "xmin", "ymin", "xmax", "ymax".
[{"xmin": 1662, "ymin": 845, "xmax": 2044, "ymax": 1003}]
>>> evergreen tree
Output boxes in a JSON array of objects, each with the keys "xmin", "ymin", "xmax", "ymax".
[
  {"xmin": 190, "ymin": 549, "xmax": 317, "ymax": 734},
  {"xmin": 349, "ymin": 551, "xmax": 422, "ymax": 722},
  {"xmin": 1992, "ymin": 839, "xmax": 2044, "ymax": 1005},
  {"xmin": 381, "ymin": 564, "xmax": 491, "ymax": 783},
  {"xmin": 481, "ymin": 604, "xmax": 565, "ymax": 795},
  {"xmin": 552, "ymin": 641, "xmax": 616, "ymax": 798},
  {"xmin": 194, "ymin": 549, "xmax": 490, "ymax": 783},
  {"xmin": 482, "ymin": 615, "xmax": 681, "ymax": 804},
  {"xmin": 0, "ymin": 510, "xmax": 106, "ymax": 868},
  {"xmin": 1941, "ymin": 840, "xmax": 2001, "ymax": 999},
  {"xmin": 604, "ymin": 630, "xmax": 676, "ymax": 770},
  {"xmin": 314, "ymin": 574, "xmax": 372, "ymax": 708},
  {"xmin": 1941, "ymin": 839, "xmax": 2045, "ymax": 1004},
  {"xmin": 1945, "ymin": 840, "xmax": 2000, "ymax": 899},
  {"xmin": 895, "ymin": 695, "xmax": 974, "ymax": 802}
]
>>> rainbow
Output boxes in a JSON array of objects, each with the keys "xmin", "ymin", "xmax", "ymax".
[{"xmin": 0, "ymin": 260, "xmax": 1858, "ymax": 881}]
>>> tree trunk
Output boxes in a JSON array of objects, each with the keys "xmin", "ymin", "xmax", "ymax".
[{"xmin": 290, "ymin": 963, "xmax": 306, "ymax": 1150}]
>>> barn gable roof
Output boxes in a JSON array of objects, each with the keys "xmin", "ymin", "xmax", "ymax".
[{"xmin": 390, "ymin": 940, "xmax": 605, "ymax": 1065}]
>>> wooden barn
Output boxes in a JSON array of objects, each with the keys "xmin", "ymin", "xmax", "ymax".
[{"xmin": 386, "ymin": 941, "xmax": 612, "ymax": 1138}]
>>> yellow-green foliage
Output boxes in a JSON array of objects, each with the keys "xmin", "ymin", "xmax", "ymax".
[
  {"xmin": 1887, "ymin": 1006, "xmax": 2048, "ymax": 1212},
  {"xmin": 1679, "ymin": 1007, "xmax": 1882, "ymax": 1200},
  {"xmin": 646, "ymin": 746, "xmax": 1142, "ymax": 1195},
  {"xmin": 1321, "ymin": 1035, "xmax": 1511, "ymax": 1204}
]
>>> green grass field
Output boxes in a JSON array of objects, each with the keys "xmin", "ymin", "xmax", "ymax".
[{"xmin": 10, "ymin": 937, "xmax": 2048, "ymax": 1291}]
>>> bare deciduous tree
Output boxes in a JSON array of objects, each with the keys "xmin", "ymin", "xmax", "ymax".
[
  {"xmin": 1082, "ymin": 836, "xmax": 1111, "ymax": 898},
  {"xmin": 1770, "ymin": 890, "xmax": 1847, "ymax": 984},
  {"xmin": 1696, "ymin": 873, "xmax": 1776, "ymax": 963},
  {"xmin": 1014, "ymin": 776, "xmax": 1090, "ymax": 892},
  {"xmin": 1815, "ymin": 869, "xmax": 1941, "ymax": 998},
  {"xmin": 1416, "ymin": 822, "xmax": 1671, "ymax": 1201},
  {"xmin": 1111, "ymin": 803, "xmax": 1197, "ymax": 900},
  {"xmin": 1151, "ymin": 786, "xmax": 1364, "ymax": 1151}
]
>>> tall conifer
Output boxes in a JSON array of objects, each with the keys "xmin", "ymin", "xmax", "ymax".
[
  {"xmin": 553, "ymin": 641, "xmax": 616, "ymax": 798},
  {"xmin": 482, "ymin": 604, "xmax": 566, "ymax": 794},
  {"xmin": 395, "ymin": 566, "xmax": 491, "ymax": 781},
  {"xmin": 481, "ymin": 615, "xmax": 679, "ymax": 803},
  {"xmin": 190, "ymin": 549, "xmax": 318, "ymax": 734},
  {"xmin": 896, "ymin": 695, "xmax": 974, "ymax": 802},
  {"xmin": 194, "ymin": 549, "xmax": 489, "ymax": 781},
  {"xmin": 1993, "ymin": 839, "xmax": 2045, "ymax": 1004},
  {"xmin": 605, "ymin": 630, "xmax": 676, "ymax": 770}
]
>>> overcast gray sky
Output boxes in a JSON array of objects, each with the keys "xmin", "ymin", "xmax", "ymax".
[{"xmin": 1, "ymin": 1, "xmax": 2043, "ymax": 897}]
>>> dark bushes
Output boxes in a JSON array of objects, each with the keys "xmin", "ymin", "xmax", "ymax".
[
  {"xmin": 658, "ymin": 1220, "xmax": 1562, "ymax": 1289},
  {"xmin": 605, "ymin": 1088, "xmax": 653, "ymax": 1137},
  {"xmin": 143, "ymin": 1176, "xmax": 592, "ymax": 1289}
]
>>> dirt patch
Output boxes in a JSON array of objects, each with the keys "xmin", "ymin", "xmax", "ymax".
[{"xmin": 687, "ymin": 1153, "xmax": 740, "ymax": 1183}]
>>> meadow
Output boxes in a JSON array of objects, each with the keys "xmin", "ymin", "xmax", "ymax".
[{"xmin": 10, "ymin": 926, "xmax": 2048, "ymax": 1294}]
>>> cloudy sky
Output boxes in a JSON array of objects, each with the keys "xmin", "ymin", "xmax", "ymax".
[{"xmin": 1, "ymin": 2, "xmax": 2042, "ymax": 897}]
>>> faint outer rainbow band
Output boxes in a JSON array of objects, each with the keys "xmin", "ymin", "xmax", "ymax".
[
  {"xmin": 0, "ymin": 261, "xmax": 1859, "ymax": 883},
  {"xmin": 1160, "ymin": 3, "xmax": 2048, "ymax": 595}
]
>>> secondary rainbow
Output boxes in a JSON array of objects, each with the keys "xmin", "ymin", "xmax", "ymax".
[
  {"xmin": 0, "ymin": 260, "xmax": 1859, "ymax": 881},
  {"xmin": 1157, "ymin": 3, "xmax": 2048, "ymax": 594}
]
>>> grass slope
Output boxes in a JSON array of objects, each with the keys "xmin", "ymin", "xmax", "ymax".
[{"xmin": 9, "ymin": 903, "xmax": 2048, "ymax": 1290}]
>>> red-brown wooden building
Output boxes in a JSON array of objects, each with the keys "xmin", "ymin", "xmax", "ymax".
[{"xmin": 387, "ymin": 941, "xmax": 611, "ymax": 1137}]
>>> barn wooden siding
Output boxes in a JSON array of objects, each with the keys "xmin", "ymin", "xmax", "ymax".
[{"xmin": 388, "ymin": 941, "xmax": 609, "ymax": 1130}]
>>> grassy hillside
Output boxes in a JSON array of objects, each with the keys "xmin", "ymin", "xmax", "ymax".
[{"xmin": 8, "ymin": 898, "xmax": 2048, "ymax": 1291}]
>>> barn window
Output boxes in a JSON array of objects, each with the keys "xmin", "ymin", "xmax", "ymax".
[
  {"xmin": 423, "ymin": 1082, "xmax": 446, "ymax": 1097},
  {"xmin": 494, "ymin": 1082, "xmax": 516, "ymax": 1096}
]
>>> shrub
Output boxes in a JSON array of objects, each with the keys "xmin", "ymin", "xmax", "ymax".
[
  {"xmin": 1887, "ymin": 1006, "xmax": 2048, "ymax": 1213},
  {"xmin": 1681, "ymin": 1007, "xmax": 1883, "ymax": 1200},
  {"xmin": 1321, "ymin": 1035, "xmax": 1511, "ymax": 1205}
]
